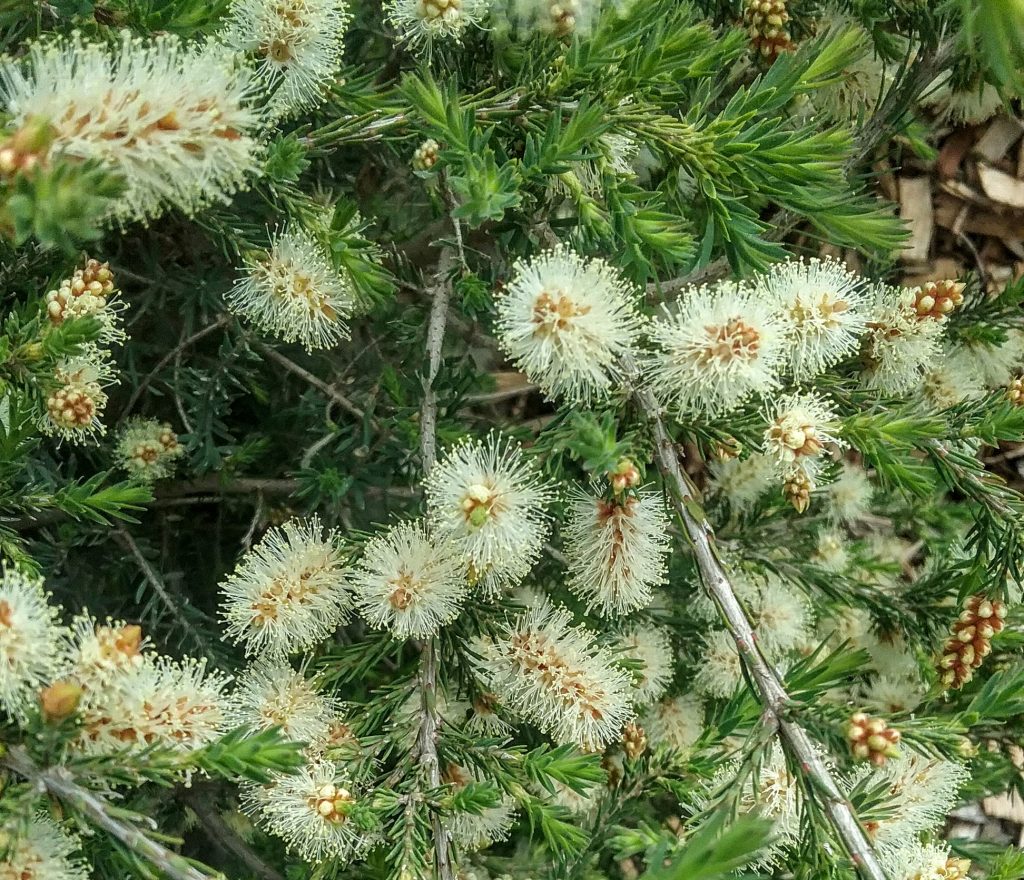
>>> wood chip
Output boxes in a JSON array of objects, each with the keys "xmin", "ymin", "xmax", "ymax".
[
  {"xmin": 937, "ymin": 127, "xmax": 977, "ymax": 180},
  {"xmin": 978, "ymin": 163, "xmax": 1024, "ymax": 209},
  {"xmin": 983, "ymin": 791, "xmax": 1024, "ymax": 824},
  {"xmin": 899, "ymin": 177, "xmax": 934, "ymax": 263},
  {"xmin": 974, "ymin": 117, "xmax": 1024, "ymax": 164}
]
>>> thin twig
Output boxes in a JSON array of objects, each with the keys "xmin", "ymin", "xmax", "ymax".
[
  {"xmin": 179, "ymin": 786, "xmax": 285, "ymax": 880},
  {"xmin": 3, "ymin": 747, "xmax": 213, "ymax": 880},
  {"xmin": 623, "ymin": 355, "xmax": 886, "ymax": 880},
  {"xmin": 120, "ymin": 316, "xmax": 232, "ymax": 422},
  {"xmin": 253, "ymin": 341, "xmax": 368, "ymax": 422},
  {"xmin": 114, "ymin": 527, "xmax": 213, "ymax": 655},
  {"xmin": 416, "ymin": 246, "xmax": 457, "ymax": 880}
]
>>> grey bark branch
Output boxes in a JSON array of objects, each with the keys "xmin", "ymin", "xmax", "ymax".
[
  {"xmin": 416, "ymin": 245, "xmax": 457, "ymax": 880},
  {"xmin": 623, "ymin": 357, "xmax": 888, "ymax": 880},
  {"xmin": 3, "ymin": 746, "xmax": 214, "ymax": 880}
]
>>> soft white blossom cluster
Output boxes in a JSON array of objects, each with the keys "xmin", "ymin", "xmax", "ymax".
[
  {"xmin": 0, "ymin": 33, "xmax": 261, "ymax": 224},
  {"xmin": 0, "ymin": 567, "xmax": 229, "ymax": 757}
]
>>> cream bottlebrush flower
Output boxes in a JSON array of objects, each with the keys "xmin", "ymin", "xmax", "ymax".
[
  {"xmin": 0, "ymin": 816, "xmax": 89, "ymax": 880},
  {"xmin": 220, "ymin": 0, "xmax": 350, "ymax": 118},
  {"xmin": 827, "ymin": 462, "xmax": 873, "ymax": 524},
  {"xmin": 385, "ymin": 0, "xmax": 487, "ymax": 49},
  {"xmin": 474, "ymin": 601, "xmax": 633, "ymax": 750},
  {"xmin": 862, "ymin": 286, "xmax": 945, "ymax": 395},
  {"xmin": 762, "ymin": 391, "xmax": 844, "ymax": 485},
  {"xmin": 494, "ymin": 246, "xmax": 643, "ymax": 404},
  {"xmin": 617, "ymin": 624, "xmax": 674, "ymax": 705},
  {"xmin": 220, "ymin": 516, "xmax": 351, "ymax": 658},
  {"xmin": 809, "ymin": 34, "xmax": 893, "ymax": 123},
  {"xmin": 643, "ymin": 693, "xmax": 704, "ymax": 752},
  {"xmin": 351, "ymin": 520, "xmax": 468, "ymax": 638},
  {"xmin": 0, "ymin": 568, "xmax": 66, "ymax": 715},
  {"xmin": 228, "ymin": 225, "xmax": 355, "ymax": 352},
  {"xmin": 924, "ymin": 70, "xmax": 1002, "ymax": 125},
  {"xmin": 645, "ymin": 283, "xmax": 790, "ymax": 418},
  {"xmin": 510, "ymin": 0, "xmax": 595, "ymax": 36},
  {"xmin": 563, "ymin": 488, "xmax": 670, "ymax": 616},
  {"xmin": 114, "ymin": 418, "xmax": 184, "ymax": 481},
  {"xmin": 227, "ymin": 661, "xmax": 341, "ymax": 745},
  {"xmin": 425, "ymin": 434, "xmax": 553, "ymax": 595},
  {"xmin": 858, "ymin": 753, "xmax": 968, "ymax": 853},
  {"xmin": 708, "ymin": 452, "xmax": 776, "ymax": 513},
  {"xmin": 963, "ymin": 329, "xmax": 1024, "ymax": 387},
  {"xmin": 245, "ymin": 762, "xmax": 372, "ymax": 863},
  {"xmin": 755, "ymin": 257, "xmax": 869, "ymax": 379},
  {"xmin": 922, "ymin": 348, "xmax": 986, "ymax": 410},
  {"xmin": 699, "ymin": 743, "xmax": 803, "ymax": 862},
  {"xmin": 42, "ymin": 353, "xmax": 115, "ymax": 442},
  {"xmin": 444, "ymin": 764, "xmax": 517, "ymax": 851},
  {"xmin": 78, "ymin": 655, "xmax": 229, "ymax": 754},
  {"xmin": 693, "ymin": 628, "xmax": 743, "ymax": 699},
  {"xmin": 0, "ymin": 33, "xmax": 260, "ymax": 224},
  {"xmin": 886, "ymin": 843, "xmax": 972, "ymax": 880},
  {"xmin": 859, "ymin": 674, "xmax": 925, "ymax": 715},
  {"xmin": 813, "ymin": 529, "xmax": 848, "ymax": 572},
  {"xmin": 748, "ymin": 574, "xmax": 812, "ymax": 655},
  {"xmin": 66, "ymin": 614, "xmax": 146, "ymax": 689}
]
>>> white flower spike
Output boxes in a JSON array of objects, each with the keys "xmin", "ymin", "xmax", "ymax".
[
  {"xmin": 220, "ymin": 0, "xmax": 351, "ymax": 118},
  {"xmin": 0, "ymin": 32, "xmax": 261, "ymax": 224},
  {"xmin": 645, "ymin": 282, "xmax": 790, "ymax": 418},
  {"xmin": 755, "ymin": 257, "xmax": 869, "ymax": 380},
  {"xmin": 228, "ymin": 225, "xmax": 355, "ymax": 352},
  {"xmin": 425, "ymin": 433, "xmax": 553, "ymax": 595},
  {"xmin": 494, "ymin": 245, "xmax": 643, "ymax": 404},
  {"xmin": 351, "ymin": 519, "xmax": 468, "ymax": 638},
  {"xmin": 474, "ymin": 601, "xmax": 633, "ymax": 750},
  {"xmin": 220, "ymin": 516, "xmax": 351, "ymax": 658},
  {"xmin": 563, "ymin": 488, "xmax": 670, "ymax": 616}
]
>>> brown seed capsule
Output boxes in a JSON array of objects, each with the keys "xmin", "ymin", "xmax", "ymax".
[
  {"xmin": 782, "ymin": 470, "xmax": 812, "ymax": 514},
  {"xmin": 1007, "ymin": 377, "xmax": 1024, "ymax": 407},
  {"xmin": 622, "ymin": 722, "xmax": 647, "ymax": 760},
  {"xmin": 937, "ymin": 595, "xmax": 1006, "ymax": 690}
]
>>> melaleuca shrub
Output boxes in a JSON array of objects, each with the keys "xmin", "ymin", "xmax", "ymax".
[{"xmin": 0, "ymin": 3, "xmax": 1023, "ymax": 880}]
